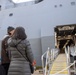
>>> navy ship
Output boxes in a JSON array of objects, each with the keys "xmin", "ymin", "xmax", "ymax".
[{"xmin": 0, "ymin": 0, "xmax": 76, "ymax": 68}]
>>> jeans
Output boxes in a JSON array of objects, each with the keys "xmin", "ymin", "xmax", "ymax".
[{"xmin": 2, "ymin": 63, "xmax": 10, "ymax": 75}]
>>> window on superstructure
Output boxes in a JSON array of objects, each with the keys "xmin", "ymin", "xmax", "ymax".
[
  {"xmin": 71, "ymin": 2, "xmax": 75, "ymax": 6},
  {"xmin": 9, "ymin": 13, "xmax": 13, "ymax": 16},
  {"xmin": 0, "ymin": 5, "xmax": 1, "ymax": 11}
]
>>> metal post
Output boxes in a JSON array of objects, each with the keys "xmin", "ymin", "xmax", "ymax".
[
  {"xmin": 68, "ymin": 46, "xmax": 71, "ymax": 75},
  {"xmin": 74, "ymin": 60, "xmax": 76, "ymax": 75}
]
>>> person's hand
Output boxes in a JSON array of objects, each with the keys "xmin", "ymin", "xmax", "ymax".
[{"xmin": 32, "ymin": 60, "xmax": 36, "ymax": 66}]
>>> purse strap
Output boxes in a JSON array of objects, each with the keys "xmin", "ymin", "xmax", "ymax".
[
  {"xmin": 16, "ymin": 46, "xmax": 28, "ymax": 61},
  {"xmin": 15, "ymin": 40, "xmax": 30, "ymax": 62}
]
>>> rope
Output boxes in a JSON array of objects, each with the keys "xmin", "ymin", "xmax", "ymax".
[{"xmin": 54, "ymin": 61, "xmax": 75, "ymax": 75}]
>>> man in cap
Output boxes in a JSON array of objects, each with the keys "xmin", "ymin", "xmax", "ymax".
[{"xmin": 1, "ymin": 26, "xmax": 15, "ymax": 75}]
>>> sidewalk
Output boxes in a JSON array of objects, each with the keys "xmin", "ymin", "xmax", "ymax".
[{"xmin": 32, "ymin": 70, "xmax": 43, "ymax": 75}]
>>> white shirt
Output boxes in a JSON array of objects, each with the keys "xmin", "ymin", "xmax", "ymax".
[
  {"xmin": 7, "ymin": 38, "xmax": 11, "ymax": 44},
  {"xmin": 70, "ymin": 45, "xmax": 76, "ymax": 56},
  {"xmin": 3, "ymin": 34, "xmax": 9, "ymax": 39},
  {"xmin": 3, "ymin": 34, "xmax": 11, "ymax": 44}
]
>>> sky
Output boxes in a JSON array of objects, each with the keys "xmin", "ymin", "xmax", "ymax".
[{"xmin": 12, "ymin": 0, "xmax": 34, "ymax": 3}]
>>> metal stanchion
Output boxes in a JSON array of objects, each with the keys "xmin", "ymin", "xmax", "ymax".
[{"xmin": 74, "ymin": 61, "xmax": 76, "ymax": 75}]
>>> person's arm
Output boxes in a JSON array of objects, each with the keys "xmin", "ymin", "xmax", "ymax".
[
  {"xmin": 1, "ymin": 37, "xmax": 11, "ymax": 64},
  {"xmin": 26, "ymin": 40, "xmax": 34, "ymax": 63},
  {"xmin": 26, "ymin": 41, "xmax": 36, "ymax": 66}
]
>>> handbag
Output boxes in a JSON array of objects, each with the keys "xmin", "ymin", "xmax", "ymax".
[
  {"xmin": 15, "ymin": 45, "xmax": 34, "ymax": 74},
  {"xmin": 29, "ymin": 63, "xmax": 34, "ymax": 74}
]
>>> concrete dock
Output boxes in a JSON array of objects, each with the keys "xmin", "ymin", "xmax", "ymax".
[{"xmin": 32, "ymin": 70, "xmax": 43, "ymax": 75}]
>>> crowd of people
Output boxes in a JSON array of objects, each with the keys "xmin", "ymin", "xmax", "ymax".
[{"xmin": 1, "ymin": 26, "xmax": 36, "ymax": 75}]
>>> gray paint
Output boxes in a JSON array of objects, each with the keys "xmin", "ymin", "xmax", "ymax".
[
  {"xmin": 41, "ymin": 36, "xmax": 55, "ymax": 54},
  {"xmin": 29, "ymin": 38, "xmax": 42, "ymax": 66},
  {"xmin": 0, "ymin": 0, "xmax": 76, "ymax": 39},
  {"xmin": 28, "ymin": 36, "xmax": 54, "ymax": 66},
  {"xmin": 0, "ymin": 0, "xmax": 76, "ymax": 66},
  {"xmin": 0, "ymin": 40, "xmax": 1, "ymax": 62}
]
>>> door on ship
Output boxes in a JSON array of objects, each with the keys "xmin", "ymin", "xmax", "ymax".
[{"xmin": 54, "ymin": 24, "xmax": 76, "ymax": 53}]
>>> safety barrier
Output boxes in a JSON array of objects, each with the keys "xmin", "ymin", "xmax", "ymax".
[
  {"xmin": 41, "ymin": 46, "xmax": 76, "ymax": 75},
  {"xmin": 41, "ymin": 47, "xmax": 59, "ymax": 75}
]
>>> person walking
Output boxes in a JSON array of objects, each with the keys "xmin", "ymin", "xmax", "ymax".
[
  {"xmin": 1, "ymin": 26, "xmax": 15, "ymax": 75},
  {"xmin": 7, "ymin": 26, "xmax": 36, "ymax": 75},
  {"xmin": 69, "ymin": 39, "xmax": 76, "ymax": 63}
]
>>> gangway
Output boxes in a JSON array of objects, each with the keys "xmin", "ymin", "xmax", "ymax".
[
  {"xmin": 50, "ymin": 54, "xmax": 68, "ymax": 75},
  {"xmin": 41, "ymin": 47, "xmax": 76, "ymax": 75}
]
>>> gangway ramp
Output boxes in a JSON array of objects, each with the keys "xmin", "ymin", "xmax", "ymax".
[{"xmin": 50, "ymin": 54, "xmax": 68, "ymax": 75}]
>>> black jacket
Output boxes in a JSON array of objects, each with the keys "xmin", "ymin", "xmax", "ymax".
[{"xmin": 1, "ymin": 35, "xmax": 10, "ymax": 64}]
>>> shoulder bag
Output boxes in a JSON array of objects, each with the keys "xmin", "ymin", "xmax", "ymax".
[{"xmin": 15, "ymin": 44, "xmax": 34, "ymax": 74}]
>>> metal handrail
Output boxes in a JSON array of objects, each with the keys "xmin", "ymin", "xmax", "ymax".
[
  {"xmin": 41, "ymin": 48, "xmax": 59, "ymax": 75},
  {"xmin": 65, "ymin": 46, "xmax": 71, "ymax": 75},
  {"xmin": 64, "ymin": 46, "xmax": 76, "ymax": 75},
  {"xmin": 65, "ymin": 46, "xmax": 70, "ymax": 64},
  {"xmin": 41, "ymin": 47, "xmax": 51, "ymax": 75},
  {"xmin": 49, "ymin": 47, "xmax": 76, "ymax": 75},
  {"xmin": 41, "ymin": 46, "xmax": 76, "ymax": 75}
]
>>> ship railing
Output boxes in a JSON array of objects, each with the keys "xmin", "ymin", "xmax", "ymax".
[
  {"xmin": 65, "ymin": 46, "xmax": 71, "ymax": 64},
  {"xmin": 65, "ymin": 46, "xmax": 70, "ymax": 75},
  {"xmin": 48, "ymin": 46, "xmax": 76, "ymax": 75},
  {"xmin": 41, "ymin": 47, "xmax": 59, "ymax": 75},
  {"xmin": 65, "ymin": 46, "xmax": 76, "ymax": 75}
]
